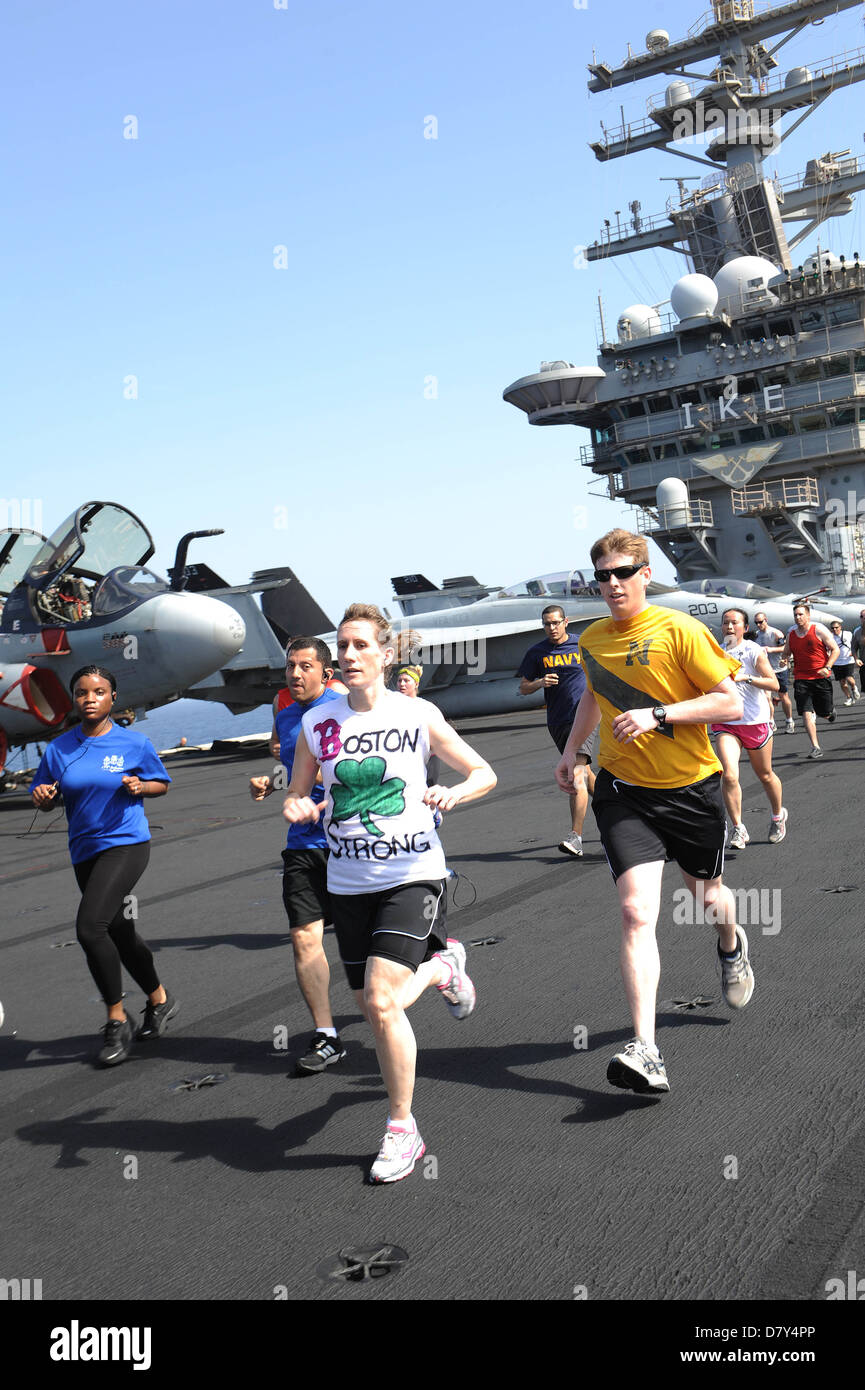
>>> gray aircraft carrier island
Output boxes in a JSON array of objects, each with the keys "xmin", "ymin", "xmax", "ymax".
[{"xmin": 505, "ymin": 0, "xmax": 865, "ymax": 601}]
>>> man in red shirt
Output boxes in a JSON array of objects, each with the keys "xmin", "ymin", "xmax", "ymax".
[{"xmin": 782, "ymin": 602, "xmax": 839, "ymax": 759}]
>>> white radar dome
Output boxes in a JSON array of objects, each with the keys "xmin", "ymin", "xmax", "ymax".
[
  {"xmin": 670, "ymin": 274, "xmax": 719, "ymax": 320},
  {"xmin": 785, "ymin": 66, "xmax": 812, "ymax": 87},
  {"xmin": 656, "ymin": 478, "xmax": 690, "ymax": 527},
  {"xmin": 646, "ymin": 29, "xmax": 670, "ymax": 53},
  {"xmin": 714, "ymin": 256, "xmax": 780, "ymax": 309},
  {"xmin": 665, "ymin": 80, "xmax": 692, "ymax": 107},
  {"xmin": 617, "ymin": 304, "xmax": 662, "ymax": 340}
]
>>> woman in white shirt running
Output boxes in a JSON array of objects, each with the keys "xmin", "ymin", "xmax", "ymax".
[
  {"xmin": 710, "ymin": 608, "xmax": 786, "ymax": 848},
  {"xmin": 283, "ymin": 604, "xmax": 496, "ymax": 1184}
]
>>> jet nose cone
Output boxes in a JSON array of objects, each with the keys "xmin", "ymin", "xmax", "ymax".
[{"xmin": 214, "ymin": 604, "xmax": 246, "ymax": 658}]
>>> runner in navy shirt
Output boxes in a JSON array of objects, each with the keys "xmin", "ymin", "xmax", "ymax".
[
  {"xmin": 31, "ymin": 666, "xmax": 176, "ymax": 1066},
  {"xmin": 518, "ymin": 605, "xmax": 597, "ymax": 856},
  {"xmin": 250, "ymin": 636, "xmax": 348, "ymax": 1075}
]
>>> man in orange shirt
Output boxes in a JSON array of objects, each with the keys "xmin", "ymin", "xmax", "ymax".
[{"xmin": 555, "ymin": 529, "xmax": 752, "ymax": 1095}]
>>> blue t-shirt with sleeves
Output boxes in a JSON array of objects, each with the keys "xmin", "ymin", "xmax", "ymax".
[
  {"xmin": 517, "ymin": 633, "xmax": 587, "ymax": 729},
  {"xmin": 276, "ymin": 686, "xmax": 342, "ymax": 851},
  {"xmin": 33, "ymin": 724, "xmax": 171, "ymax": 865}
]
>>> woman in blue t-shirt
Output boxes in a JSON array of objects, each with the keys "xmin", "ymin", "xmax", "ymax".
[{"xmin": 31, "ymin": 665, "xmax": 178, "ymax": 1067}]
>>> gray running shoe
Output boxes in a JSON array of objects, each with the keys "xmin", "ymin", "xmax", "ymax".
[
  {"xmin": 729, "ymin": 824, "xmax": 749, "ymax": 850},
  {"xmin": 718, "ymin": 927, "xmax": 755, "ymax": 1010},
  {"xmin": 807, "ymin": 745, "xmax": 823, "ymax": 758},
  {"xmin": 768, "ymin": 808, "xmax": 788, "ymax": 844},
  {"xmin": 607, "ymin": 1038, "xmax": 669, "ymax": 1094},
  {"xmin": 434, "ymin": 939, "xmax": 476, "ymax": 1019},
  {"xmin": 558, "ymin": 832, "xmax": 583, "ymax": 857}
]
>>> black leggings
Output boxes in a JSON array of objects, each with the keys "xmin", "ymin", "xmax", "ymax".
[{"xmin": 73, "ymin": 843, "xmax": 160, "ymax": 1006}]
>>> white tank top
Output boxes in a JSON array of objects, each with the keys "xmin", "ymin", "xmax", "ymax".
[
  {"xmin": 302, "ymin": 690, "xmax": 447, "ymax": 893},
  {"xmin": 725, "ymin": 640, "xmax": 771, "ymax": 725}
]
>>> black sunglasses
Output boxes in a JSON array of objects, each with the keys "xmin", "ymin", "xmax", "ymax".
[{"xmin": 593, "ymin": 563, "xmax": 647, "ymax": 583}]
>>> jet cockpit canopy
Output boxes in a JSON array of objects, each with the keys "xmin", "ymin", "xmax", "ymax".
[
  {"xmin": 1, "ymin": 501, "xmax": 156, "ymax": 630},
  {"xmin": 497, "ymin": 569, "xmax": 602, "ymax": 600},
  {"xmin": 0, "ymin": 528, "xmax": 47, "ymax": 600},
  {"xmin": 679, "ymin": 577, "xmax": 778, "ymax": 599}
]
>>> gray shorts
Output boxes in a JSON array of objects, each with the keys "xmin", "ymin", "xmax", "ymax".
[{"xmin": 550, "ymin": 723, "xmax": 598, "ymax": 762}]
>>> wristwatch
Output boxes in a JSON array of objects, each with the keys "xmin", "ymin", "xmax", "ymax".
[{"xmin": 652, "ymin": 705, "xmax": 667, "ymax": 727}]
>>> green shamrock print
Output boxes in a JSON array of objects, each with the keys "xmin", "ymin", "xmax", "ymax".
[{"xmin": 330, "ymin": 756, "xmax": 407, "ymax": 838}]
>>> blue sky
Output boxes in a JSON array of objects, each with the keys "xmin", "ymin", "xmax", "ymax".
[{"xmin": 6, "ymin": 0, "xmax": 864, "ymax": 621}]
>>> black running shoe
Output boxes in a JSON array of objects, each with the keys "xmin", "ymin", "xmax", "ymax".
[
  {"xmin": 295, "ymin": 1032, "xmax": 346, "ymax": 1075},
  {"xmin": 97, "ymin": 1013, "xmax": 135, "ymax": 1067},
  {"xmin": 827, "ymin": 710, "xmax": 836, "ymax": 723},
  {"xmin": 137, "ymin": 990, "xmax": 179, "ymax": 1040}
]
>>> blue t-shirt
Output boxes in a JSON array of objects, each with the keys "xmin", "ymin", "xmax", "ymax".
[
  {"xmin": 276, "ymin": 686, "xmax": 342, "ymax": 851},
  {"xmin": 33, "ymin": 724, "xmax": 171, "ymax": 865},
  {"xmin": 517, "ymin": 633, "xmax": 587, "ymax": 730}
]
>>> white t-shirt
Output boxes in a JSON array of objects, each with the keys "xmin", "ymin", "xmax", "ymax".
[
  {"xmin": 302, "ymin": 690, "xmax": 446, "ymax": 893},
  {"xmin": 723, "ymin": 640, "xmax": 771, "ymax": 725}
]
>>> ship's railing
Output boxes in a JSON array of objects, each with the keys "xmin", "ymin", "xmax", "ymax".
[
  {"xmin": 595, "ymin": 425, "xmax": 865, "ymax": 496},
  {"xmin": 608, "ymin": 374, "xmax": 863, "ymax": 445},
  {"xmin": 593, "ymin": 0, "xmax": 771, "ymax": 74},
  {"xmin": 636, "ymin": 500, "xmax": 716, "ymax": 535},
  {"xmin": 646, "ymin": 45, "xmax": 865, "ymax": 118},
  {"xmin": 731, "ymin": 477, "xmax": 820, "ymax": 514},
  {"xmin": 591, "ymin": 150, "xmax": 861, "ymax": 248},
  {"xmin": 586, "ymin": 470, "xmax": 623, "ymax": 498}
]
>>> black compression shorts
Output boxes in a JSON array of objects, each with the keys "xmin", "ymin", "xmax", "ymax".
[
  {"xmin": 592, "ymin": 768, "xmax": 726, "ymax": 883},
  {"xmin": 331, "ymin": 879, "xmax": 448, "ymax": 990}
]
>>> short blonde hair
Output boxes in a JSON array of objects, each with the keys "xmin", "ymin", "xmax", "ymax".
[{"xmin": 590, "ymin": 529, "xmax": 649, "ymax": 568}]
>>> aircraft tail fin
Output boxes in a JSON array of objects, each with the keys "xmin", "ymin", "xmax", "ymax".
[
  {"xmin": 252, "ymin": 568, "xmax": 334, "ymax": 645},
  {"xmin": 391, "ymin": 574, "xmax": 439, "ymax": 597}
]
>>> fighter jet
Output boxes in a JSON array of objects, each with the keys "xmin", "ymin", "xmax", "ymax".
[
  {"xmin": 0, "ymin": 501, "xmax": 246, "ymax": 778},
  {"xmin": 183, "ymin": 562, "xmax": 858, "ymax": 721}
]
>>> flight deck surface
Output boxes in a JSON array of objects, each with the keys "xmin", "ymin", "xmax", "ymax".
[{"xmin": 1, "ymin": 708, "xmax": 863, "ymax": 1308}]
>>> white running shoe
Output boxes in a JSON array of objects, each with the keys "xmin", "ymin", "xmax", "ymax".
[
  {"xmin": 729, "ymin": 823, "xmax": 749, "ymax": 850},
  {"xmin": 854, "ymin": 689, "xmax": 862, "ymax": 702},
  {"xmin": 845, "ymin": 697, "xmax": 853, "ymax": 706},
  {"xmin": 434, "ymin": 939, "xmax": 476, "ymax": 1019},
  {"xmin": 558, "ymin": 832, "xmax": 583, "ymax": 857},
  {"xmin": 786, "ymin": 719, "xmax": 795, "ymax": 733},
  {"xmin": 369, "ymin": 1124, "xmax": 425, "ymax": 1183},
  {"xmin": 768, "ymin": 807, "xmax": 788, "ymax": 844},
  {"xmin": 718, "ymin": 926, "xmax": 755, "ymax": 1010},
  {"xmin": 607, "ymin": 1038, "xmax": 669, "ymax": 1094}
]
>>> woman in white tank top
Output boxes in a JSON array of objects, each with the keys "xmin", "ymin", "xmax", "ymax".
[
  {"xmin": 283, "ymin": 604, "xmax": 496, "ymax": 1184},
  {"xmin": 710, "ymin": 608, "xmax": 786, "ymax": 850}
]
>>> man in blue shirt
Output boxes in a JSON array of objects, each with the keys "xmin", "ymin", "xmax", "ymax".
[
  {"xmin": 250, "ymin": 637, "xmax": 347, "ymax": 1074},
  {"xmin": 518, "ymin": 605, "xmax": 597, "ymax": 856}
]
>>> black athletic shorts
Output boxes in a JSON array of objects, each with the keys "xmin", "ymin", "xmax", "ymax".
[
  {"xmin": 592, "ymin": 767, "xmax": 726, "ymax": 883},
  {"xmin": 281, "ymin": 848, "xmax": 331, "ymax": 929},
  {"xmin": 772, "ymin": 670, "xmax": 788, "ymax": 695},
  {"xmin": 793, "ymin": 677, "xmax": 833, "ymax": 718},
  {"xmin": 833, "ymin": 664, "xmax": 855, "ymax": 683},
  {"xmin": 550, "ymin": 723, "xmax": 598, "ymax": 762},
  {"xmin": 331, "ymin": 879, "xmax": 448, "ymax": 990}
]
